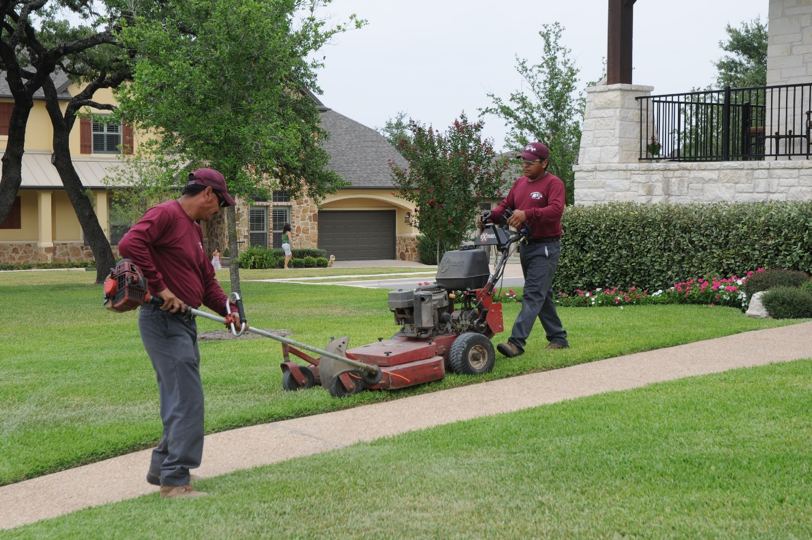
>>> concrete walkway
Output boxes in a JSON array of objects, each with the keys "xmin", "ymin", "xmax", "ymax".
[{"xmin": 3, "ymin": 322, "xmax": 812, "ymax": 530}]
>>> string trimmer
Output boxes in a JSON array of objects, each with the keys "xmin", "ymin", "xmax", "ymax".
[{"xmin": 102, "ymin": 259, "xmax": 381, "ymax": 391}]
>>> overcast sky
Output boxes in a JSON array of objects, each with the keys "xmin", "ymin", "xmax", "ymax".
[{"xmin": 313, "ymin": 0, "xmax": 768, "ymax": 152}]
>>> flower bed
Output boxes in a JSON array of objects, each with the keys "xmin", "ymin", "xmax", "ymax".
[{"xmin": 553, "ymin": 269, "xmax": 766, "ymax": 309}]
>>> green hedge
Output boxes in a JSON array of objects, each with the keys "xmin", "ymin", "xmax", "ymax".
[
  {"xmin": 555, "ymin": 201, "xmax": 812, "ymax": 294},
  {"xmin": 0, "ymin": 261, "xmax": 94, "ymax": 271},
  {"xmin": 237, "ymin": 245, "xmax": 327, "ymax": 269}
]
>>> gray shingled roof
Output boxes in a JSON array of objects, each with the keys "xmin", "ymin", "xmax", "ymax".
[
  {"xmin": 319, "ymin": 107, "xmax": 407, "ymax": 189},
  {"xmin": 0, "ymin": 70, "xmax": 73, "ymax": 100}
]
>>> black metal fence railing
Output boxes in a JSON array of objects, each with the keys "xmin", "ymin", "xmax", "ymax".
[{"xmin": 637, "ymin": 83, "xmax": 812, "ymax": 161}]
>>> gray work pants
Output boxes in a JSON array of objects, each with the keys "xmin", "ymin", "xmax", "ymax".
[
  {"xmin": 139, "ymin": 304, "xmax": 204, "ymax": 486},
  {"xmin": 509, "ymin": 240, "xmax": 568, "ymax": 352}
]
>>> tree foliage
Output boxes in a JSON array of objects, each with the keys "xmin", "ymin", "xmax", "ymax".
[
  {"xmin": 714, "ymin": 17, "xmax": 768, "ymax": 89},
  {"xmin": 389, "ymin": 113, "xmax": 508, "ymax": 260},
  {"xmin": 116, "ymin": 0, "xmax": 360, "ymax": 291},
  {"xmin": 0, "ymin": 1, "xmax": 134, "ymax": 282},
  {"xmin": 116, "ymin": 0, "xmax": 356, "ymax": 203},
  {"xmin": 377, "ymin": 111, "xmax": 410, "ymax": 154},
  {"xmin": 480, "ymin": 22, "xmax": 583, "ymax": 205}
]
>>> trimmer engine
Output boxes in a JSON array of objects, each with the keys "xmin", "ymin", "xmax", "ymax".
[{"xmin": 103, "ymin": 259, "xmax": 151, "ymax": 312}]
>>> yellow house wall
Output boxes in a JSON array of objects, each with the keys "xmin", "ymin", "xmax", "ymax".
[
  {"xmin": 0, "ymin": 86, "xmax": 142, "ymax": 154},
  {"xmin": 0, "ymin": 191, "xmax": 38, "ymax": 241},
  {"xmin": 321, "ymin": 189, "xmax": 417, "ymax": 237},
  {"xmin": 0, "ymin": 99, "xmax": 66, "ymax": 152},
  {"xmin": 53, "ymin": 191, "xmax": 83, "ymax": 241}
]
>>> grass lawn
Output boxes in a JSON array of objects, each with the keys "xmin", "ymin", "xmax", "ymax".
[
  {"xmin": 0, "ymin": 270, "xmax": 805, "ymax": 487},
  {"xmin": 5, "ymin": 360, "xmax": 810, "ymax": 538}
]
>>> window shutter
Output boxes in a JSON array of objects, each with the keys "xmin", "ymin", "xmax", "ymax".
[
  {"xmin": 0, "ymin": 196, "xmax": 21, "ymax": 229},
  {"xmin": 80, "ymin": 117, "xmax": 92, "ymax": 154},
  {"xmin": 122, "ymin": 122, "xmax": 133, "ymax": 154},
  {"xmin": 0, "ymin": 103, "xmax": 12, "ymax": 136}
]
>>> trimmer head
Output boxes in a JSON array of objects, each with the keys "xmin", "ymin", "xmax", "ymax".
[{"xmin": 316, "ymin": 336, "xmax": 352, "ymax": 389}]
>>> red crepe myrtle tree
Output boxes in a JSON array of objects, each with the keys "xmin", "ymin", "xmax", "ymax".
[{"xmin": 389, "ymin": 113, "xmax": 509, "ymax": 262}]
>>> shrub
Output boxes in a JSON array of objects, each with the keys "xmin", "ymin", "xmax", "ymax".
[
  {"xmin": 303, "ymin": 256, "xmax": 317, "ymax": 268},
  {"xmin": 417, "ymin": 235, "xmax": 447, "ymax": 265},
  {"xmin": 801, "ymin": 280, "xmax": 812, "ymax": 296},
  {"xmin": 761, "ymin": 286, "xmax": 812, "ymax": 319},
  {"xmin": 743, "ymin": 268, "xmax": 809, "ymax": 300},
  {"xmin": 290, "ymin": 258, "xmax": 305, "ymax": 268},
  {"xmin": 316, "ymin": 257, "xmax": 329, "ymax": 268},
  {"xmin": 237, "ymin": 246, "xmax": 327, "ymax": 269},
  {"xmin": 555, "ymin": 201, "xmax": 812, "ymax": 294},
  {"xmin": 238, "ymin": 245, "xmax": 277, "ymax": 269},
  {"xmin": 292, "ymin": 248, "xmax": 327, "ymax": 259}
]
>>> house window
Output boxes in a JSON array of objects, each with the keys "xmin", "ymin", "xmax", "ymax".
[
  {"xmin": 249, "ymin": 207, "xmax": 268, "ymax": 248},
  {"xmin": 93, "ymin": 120, "xmax": 121, "ymax": 154},
  {"xmin": 0, "ymin": 196, "xmax": 21, "ymax": 229},
  {"xmin": 108, "ymin": 198, "xmax": 131, "ymax": 245},
  {"xmin": 272, "ymin": 191, "xmax": 290, "ymax": 203},
  {"xmin": 272, "ymin": 206, "xmax": 290, "ymax": 248}
]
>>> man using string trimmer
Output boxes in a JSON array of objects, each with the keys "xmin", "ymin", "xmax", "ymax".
[{"xmin": 118, "ymin": 168, "xmax": 240, "ymax": 499}]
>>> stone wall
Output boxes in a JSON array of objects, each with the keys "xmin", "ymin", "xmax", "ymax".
[
  {"xmin": 396, "ymin": 235, "xmax": 418, "ymax": 262},
  {"xmin": 290, "ymin": 195, "xmax": 319, "ymax": 249},
  {"xmin": 574, "ymin": 160, "xmax": 812, "ymax": 204},
  {"xmin": 0, "ymin": 242, "xmax": 119, "ymax": 264}
]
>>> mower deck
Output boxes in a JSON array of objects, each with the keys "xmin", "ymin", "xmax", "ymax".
[{"xmin": 347, "ymin": 335, "xmax": 456, "ymax": 390}]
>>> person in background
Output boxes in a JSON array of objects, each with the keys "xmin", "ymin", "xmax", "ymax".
[
  {"xmin": 282, "ymin": 223, "xmax": 293, "ymax": 269},
  {"xmin": 211, "ymin": 248, "xmax": 222, "ymax": 270}
]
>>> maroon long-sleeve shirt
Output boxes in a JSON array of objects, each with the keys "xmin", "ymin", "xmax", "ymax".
[
  {"xmin": 118, "ymin": 200, "xmax": 231, "ymax": 316},
  {"xmin": 491, "ymin": 172, "xmax": 566, "ymax": 239}
]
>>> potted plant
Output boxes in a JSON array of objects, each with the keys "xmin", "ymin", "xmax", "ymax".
[{"xmin": 646, "ymin": 135, "xmax": 662, "ymax": 158}]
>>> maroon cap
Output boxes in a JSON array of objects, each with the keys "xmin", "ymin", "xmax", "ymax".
[
  {"xmin": 517, "ymin": 142, "xmax": 549, "ymax": 161},
  {"xmin": 187, "ymin": 168, "xmax": 236, "ymax": 207}
]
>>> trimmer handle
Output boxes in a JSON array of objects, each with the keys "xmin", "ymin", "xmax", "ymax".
[
  {"xmin": 148, "ymin": 295, "xmax": 192, "ymax": 316},
  {"xmin": 226, "ymin": 292, "xmax": 247, "ymax": 336}
]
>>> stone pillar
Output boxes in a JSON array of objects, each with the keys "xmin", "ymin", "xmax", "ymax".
[
  {"xmin": 37, "ymin": 190, "xmax": 54, "ymax": 262},
  {"xmin": 766, "ymin": 1, "xmax": 812, "ymax": 157},
  {"xmin": 578, "ymin": 83, "xmax": 654, "ymax": 166},
  {"xmin": 766, "ymin": 0, "xmax": 812, "ymax": 86}
]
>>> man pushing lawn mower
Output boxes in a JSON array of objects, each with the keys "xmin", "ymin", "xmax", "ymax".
[
  {"xmin": 481, "ymin": 142, "xmax": 570, "ymax": 357},
  {"xmin": 117, "ymin": 168, "xmax": 240, "ymax": 499}
]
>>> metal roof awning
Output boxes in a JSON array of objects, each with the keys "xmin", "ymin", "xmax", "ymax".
[{"xmin": 8, "ymin": 151, "xmax": 128, "ymax": 190}]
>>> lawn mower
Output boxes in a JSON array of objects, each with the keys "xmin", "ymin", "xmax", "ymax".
[{"xmin": 280, "ymin": 209, "xmax": 530, "ymax": 397}]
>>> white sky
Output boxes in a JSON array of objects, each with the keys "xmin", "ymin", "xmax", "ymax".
[{"xmin": 314, "ymin": 0, "xmax": 768, "ymax": 152}]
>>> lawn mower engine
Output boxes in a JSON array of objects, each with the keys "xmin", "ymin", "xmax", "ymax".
[{"xmin": 280, "ymin": 245, "xmax": 508, "ymax": 398}]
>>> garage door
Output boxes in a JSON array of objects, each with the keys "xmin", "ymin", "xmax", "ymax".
[{"xmin": 318, "ymin": 210, "xmax": 396, "ymax": 261}]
